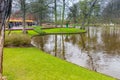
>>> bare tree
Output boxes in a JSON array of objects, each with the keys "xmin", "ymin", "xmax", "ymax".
[{"xmin": 0, "ymin": 0, "xmax": 12, "ymax": 78}]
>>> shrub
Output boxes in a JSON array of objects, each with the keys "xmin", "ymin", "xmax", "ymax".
[{"xmin": 5, "ymin": 33, "xmax": 32, "ymax": 47}]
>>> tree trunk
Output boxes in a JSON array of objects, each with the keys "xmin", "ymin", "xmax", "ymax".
[
  {"xmin": 22, "ymin": 0, "xmax": 27, "ymax": 34},
  {"xmin": 81, "ymin": 14, "xmax": 87, "ymax": 29},
  {"xmin": 0, "ymin": 25, "xmax": 5, "ymax": 74},
  {"xmin": 54, "ymin": 0, "xmax": 57, "ymax": 27},
  {"xmin": 61, "ymin": 0, "xmax": 65, "ymax": 27},
  {"xmin": 39, "ymin": 12, "xmax": 42, "ymax": 26},
  {"xmin": 39, "ymin": 20, "xmax": 42, "ymax": 26},
  {"xmin": 0, "ymin": 0, "xmax": 5, "ymax": 76},
  {"xmin": 0, "ymin": 0, "xmax": 12, "ymax": 79},
  {"xmin": 0, "ymin": 17, "xmax": 5, "ymax": 80}
]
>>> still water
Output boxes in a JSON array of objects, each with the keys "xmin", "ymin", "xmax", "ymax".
[{"xmin": 31, "ymin": 27, "xmax": 120, "ymax": 79}]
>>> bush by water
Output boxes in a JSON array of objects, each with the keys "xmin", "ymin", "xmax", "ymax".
[{"xmin": 5, "ymin": 33, "xmax": 32, "ymax": 47}]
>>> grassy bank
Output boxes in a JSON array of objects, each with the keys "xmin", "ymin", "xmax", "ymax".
[
  {"xmin": 34, "ymin": 27, "xmax": 86, "ymax": 34},
  {"xmin": 43, "ymin": 28, "xmax": 86, "ymax": 33},
  {"xmin": 3, "ymin": 48, "xmax": 116, "ymax": 80}
]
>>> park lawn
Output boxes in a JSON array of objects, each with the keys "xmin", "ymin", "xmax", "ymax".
[
  {"xmin": 43, "ymin": 28, "xmax": 86, "ymax": 33},
  {"xmin": 34, "ymin": 27, "xmax": 86, "ymax": 34},
  {"xmin": 3, "ymin": 48, "xmax": 116, "ymax": 80}
]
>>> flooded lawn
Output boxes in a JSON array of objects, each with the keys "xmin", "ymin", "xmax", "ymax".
[{"xmin": 31, "ymin": 27, "xmax": 120, "ymax": 79}]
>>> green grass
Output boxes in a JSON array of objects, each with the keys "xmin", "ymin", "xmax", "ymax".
[
  {"xmin": 3, "ymin": 48, "xmax": 116, "ymax": 80},
  {"xmin": 43, "ymin": 28, "xmax": 86, "ymax": 33},
  {"xmin": 34, "ymin": 27, "xmax": 86, "ymax": 34}
]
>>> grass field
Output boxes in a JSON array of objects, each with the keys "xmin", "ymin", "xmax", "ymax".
[
  {"xmin": 43, "ymin": 28, "xmax": 86, "ymax": 33},
  {"xmin": 3, "ymin": 48, "xmax": 116, "ymax": 80},
  {"xmin": 34, "ymin": 27, "xmax": 86, "ymax": 34}
]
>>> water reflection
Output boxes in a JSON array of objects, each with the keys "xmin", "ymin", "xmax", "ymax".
[{"xmin": 31, "ymin": 27, "xmax": 120, "ymax": 79}]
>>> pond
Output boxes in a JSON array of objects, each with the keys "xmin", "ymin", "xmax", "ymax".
[{"xmin": 31, "ymin": 27, "xmax": 120, "ymax": 79}]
